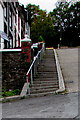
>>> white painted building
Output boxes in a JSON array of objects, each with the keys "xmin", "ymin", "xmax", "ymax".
[
  {"xmin": 0, "ymin": 1, "xmax": 30, "ymax": 49},
  {"xmin": 0, "ymin": 1, "xmax": 4, "ymax": 49}
]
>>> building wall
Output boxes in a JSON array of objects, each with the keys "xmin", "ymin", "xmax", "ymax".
[
  {"xmin": 0, "ymin": 2, "xmax": 4, "ymax": 49},
  {"xmin": 0, "ymin": 2, "xmax": 31, "ymax": 50},
  {"xmin": 3, "ymin": 2, "xmax": 17, "ymax": 49}
]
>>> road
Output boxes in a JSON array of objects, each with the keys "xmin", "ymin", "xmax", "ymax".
[
  {"xmin": 2, "ymin": 48, "xmax": 80, "ymax": 119},
  {"xmin": 2, "ymin": 92, "xmax": 79, "ymax": 118}
]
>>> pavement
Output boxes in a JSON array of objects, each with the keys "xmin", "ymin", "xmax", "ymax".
[
  {"xmin": 1, "ymin": 48, "xmax": 80, "ymax": 119},
  {"xmin": 56, "ymin": 48, "xmax": 78, "ymax": 93}
]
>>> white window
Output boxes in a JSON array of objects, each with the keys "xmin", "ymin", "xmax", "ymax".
[
  {"xmin": 4, "ymin": 7, "xmax": 6, "ymax": 17},
  {"xmin": 9, "ymin": 9, "xmax": 12, "ymax": 28}
]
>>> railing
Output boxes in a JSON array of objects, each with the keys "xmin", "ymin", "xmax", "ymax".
[
  {"xmin": 20, "ymin": 45, "xmax": 45, "ymax": 96},
  {"xmin": 26, "ymin": 47, "xmax": 44, "ymax": 84}
]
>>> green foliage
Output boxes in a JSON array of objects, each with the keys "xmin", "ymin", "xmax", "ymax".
[
  {"xmin": 2, "ymin": 89, "xmax": 21, "ymax": 97},
  {"xmin": 50, "ymin": 1, "xmax": 80, "ymax": 47},
  {"xmin": 26, "ymin": 4, "xmax": 55, "ymax": 47},
  {"xmin": 38, "ymin": 36, "xmax": 44, "ymax": 42},
  {"xmin": 26, "ymin": 1, "xmax": 80, "ymax": 47}
]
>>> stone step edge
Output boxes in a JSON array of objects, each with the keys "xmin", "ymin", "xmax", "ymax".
[
  {"xmin": 33, "ymin": 82, "xmax": 58, "ymax": 85},
  {"xmin": 33, "ymin": 80, "xmax": 58, "ymax": 83},
  {"xmin": 30, "ymin": 87, "xmax": 58, "ymax": 93},
  {"xmin": 28, "ymin": 91, "xmax": 56, "ymax": 97},
  {"xmin": 30, "ymin": 83, "xmax": 58, "ymax": 86},
  {"xmin": 53, "ymin": 49, "xmax": 65, "ymax": 93},
  {"xmin": 35, "ymin": 71, "xmax": 57, "ymax": 73},
  {"xmin": 33, "ymin": 76, "xmax": 58, "ymax": 78},
  {"xmin": 30, "ymin": 85, "xmax": 59, "ymax": 90}
]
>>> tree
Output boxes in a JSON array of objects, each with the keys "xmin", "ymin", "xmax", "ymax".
[
  {"xmin": 26, "ymin": 4, "xmax": 55, "ymax": 47},
  {"xmin": 38, "ymin": 36, "xmax": 44, "ymax": 42},
  {"xmin": 26, "ymin": 1, "xmax": 80, "ymax": 47},
  {"xmin": 50, "ymin": 1, "xmax": 80, "ymax": 47}
]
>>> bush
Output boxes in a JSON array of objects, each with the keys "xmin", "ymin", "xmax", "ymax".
[{"xmin": 2, "ymin": 89, "xmax": 21, "ymax": 97}]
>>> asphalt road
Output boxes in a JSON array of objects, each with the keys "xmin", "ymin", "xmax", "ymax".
[{"xmin": 2, "ymin": 92, "xmax": 79, "ymax": 118}]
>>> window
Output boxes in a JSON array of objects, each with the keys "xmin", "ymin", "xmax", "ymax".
[
  {"xmin": 9, "ymin": 10, "xmax": 12, "ymax": 28},
  {"xmin": 4, "ymin": 40, "xmax": 8, "ymax": 49},
  {"xmin": 15, "ymin": 28, "xmax": 16, "ymax": 48},
  {"xmin": 9, "ymin": 32, "xmax": 13, "ymax": 48},
  {"xmin": 9, "ymin": 6, "xmax": 13, "ymax": 29},
  {"xmin": 4, "ymin": 3, "xmax": 7, "ymax": 20}
]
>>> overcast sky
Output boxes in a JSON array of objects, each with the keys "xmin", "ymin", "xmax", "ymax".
[{"xmin": 18, "ymin": 0, "xmax": 58, "ymax": 13}]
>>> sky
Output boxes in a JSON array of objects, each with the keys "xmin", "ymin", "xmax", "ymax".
[{"xmin": 18, "ymin": 0, "xmax": 58, "ymax": 13}]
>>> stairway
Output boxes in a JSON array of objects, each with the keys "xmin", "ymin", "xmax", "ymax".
[{"xmin": 29, "ymin": 49, "xmax": 59, "ymax": 96}]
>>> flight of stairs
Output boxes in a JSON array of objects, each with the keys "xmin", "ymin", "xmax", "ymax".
[{"xmin": 29, "ymin": 49, "xmax": 59, "ymax": 96}]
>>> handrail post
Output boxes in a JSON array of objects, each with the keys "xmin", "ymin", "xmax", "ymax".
[
  {"xmin": 26, "ymin": 74, "xmax": 30, "ymax": 95},
  {"xmin": 26, "ymin": 74, "xmax": 28, "ymax": 83},
  {"xmin": 31, "ymin": 69, "xmax": 33, "ymax": 85}
]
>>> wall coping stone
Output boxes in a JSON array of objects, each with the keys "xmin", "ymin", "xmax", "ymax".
[{"xmin": 0, "ymin": 49, "xmax": 22, "ymax": 52}]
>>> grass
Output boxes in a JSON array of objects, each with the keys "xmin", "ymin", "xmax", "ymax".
[
  {"xmin": 0, "ymin": 89, "xmax": 21, "ymax": 98},
  {"xmin": 55, "ymin": 89, "xmax": 68, "ymax": 95}
]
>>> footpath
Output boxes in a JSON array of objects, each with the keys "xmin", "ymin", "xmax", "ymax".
[{"xmin": 56, "ymin": 48, "xmax": 78, "ymax": 93}]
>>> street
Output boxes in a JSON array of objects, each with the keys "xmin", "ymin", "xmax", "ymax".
[{"xmin": 2, "ymin": 92, "xmax": 79, "ymax": 118}]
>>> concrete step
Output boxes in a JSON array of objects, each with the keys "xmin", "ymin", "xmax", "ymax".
[
  {"xmin": 30, "ymin": 87, "xmax": 58, "ymax": 94},
  {"xmin": 38, "ymin": 65, "xmax": 56, "ymax": 68},
  {"xmin": 36, "ymin": 71, "xmax": 58, "ymax": 75},
  {"xmin": 30, "ymin": 82, "xmax": 58, "ymax": 87},
  {"xmin": 34, "ymin": 75, "xmax": 58, "ymax": 78},
  {"xmin": 29, "ymin": 91, "xmax": 56, "ymax": 97},
  {"xmin": 37, "ymin": 66, "xmax": 57, "ymax": 70},
  {"xmin": 37, "ymin": 69, "xmax": 57, "ymax": 72},
  {"xmin": 34, "ymin": 77, "xmax": 58, "ymax": 80},
  {"xmin": 39, "ymin": 56, "xmax": 55, "ymax": 59},
  {"xmin": 37, "ymin": 71, "xmax": 57, "ymax": 73},
  {"xmin": 30, "ymin": 85, "xmax": 58, "ymax": 91},
  {"xmin": 33, "ymin": 80, "xmax": 58, "ymax": 84},
  {"xmin": 38, "ymin": 64, "xmax": 56, "ymax": 67},
  {"xmin": 37, "ymin": 70, "xmax": 57, "ymax": 72},
  {"xmin": 38, "ymin": 63, "xmax": 56, "ymax": 65},
  {"xmin": 36, "ymin": 71, "xmax": 57, "ymax": 74}
]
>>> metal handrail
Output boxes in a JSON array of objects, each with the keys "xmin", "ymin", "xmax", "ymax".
[
  {"xmin": 26, "ymin": 46, "xmax": 45, "ymax": 88},
  {"xmin": 26, "ymin": 50, "xmax": 41, "ymax": 76}
]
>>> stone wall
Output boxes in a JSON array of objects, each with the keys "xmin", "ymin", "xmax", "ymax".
[{"xmin": 2, "ymin": 51, "xmax": 30, "ymax": 92}]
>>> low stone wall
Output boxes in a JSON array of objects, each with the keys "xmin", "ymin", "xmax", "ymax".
[{"xmin": 2, "ymin": 50, "xmax": 30, "ymax": 93}]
